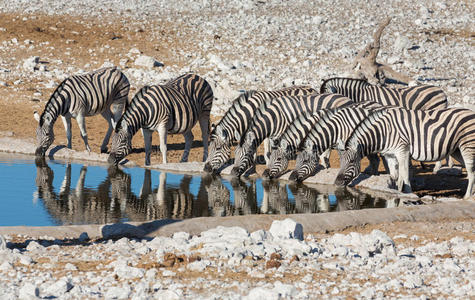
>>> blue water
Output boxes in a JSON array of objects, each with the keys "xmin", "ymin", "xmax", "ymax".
[{"xmin": 0, "ymin": 155, "xmax": 385, "ymax": 226}]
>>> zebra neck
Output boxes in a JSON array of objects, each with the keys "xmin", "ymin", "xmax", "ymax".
[{"xmin": 42, "ymin": 91, "xmax": 69, "ymax": 124}]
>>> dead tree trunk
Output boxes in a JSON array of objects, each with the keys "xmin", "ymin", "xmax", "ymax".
[{"xmin": 352, "ymin": 17, "xmax": 415, "ymax": 85}]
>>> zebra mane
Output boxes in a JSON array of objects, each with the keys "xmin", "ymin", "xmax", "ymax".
[
  {"xmin": 319, "ymin": 77, "xmax": 370, "ymax": 94},
  {"xmin": 114, "ymin": 85, "xmax": 150, "ymax": 133},
  {"xmin": 343, "ymin": 108, "xmax": 388, "ymax": 150},
  {"xmin": 39, "ymin": 78, "xmax": 69, "ymax": 126}
]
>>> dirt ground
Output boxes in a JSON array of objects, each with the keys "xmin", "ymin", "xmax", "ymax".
[{"xmin": 0, "ymin": 12, "xmax": 469, "ymax": 199}]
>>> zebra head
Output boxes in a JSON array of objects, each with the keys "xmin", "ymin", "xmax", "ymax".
[
  {"xmin": 108, "ymin": 121, "xmax": 132, "ymax": 166},
  {"xmin": 263, "ymin": 139, "xmax": 291, "ymax": 179},
  {"xmin": 289, "ymin": 149, "xmax": 318, "ymax": 182},
  {"xmin": 231, "ymin": 131, "xmax": 256, "ymax": 177},
  {"xmin": 204, "ymin": 125, "xmax": 231, "ymax": 173},
  {"xmin": 334, "ymin": 140, "xmax": 362, "ymax": 186},
  {"xmin": 34, "ymin": 111, "xmax": 55, "ymax": 157}
]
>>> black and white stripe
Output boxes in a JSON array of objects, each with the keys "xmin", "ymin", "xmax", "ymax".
[
  {"xmin": 288, "ymin": 102, "xmax": 386, "ymax": 182},
  {"xmin": 231, "ymin": 93, "xmax": 354, "ymax": 177},
  {"xmin": 320, "ymin": 77, "xmax": 448, "ymax": 110},
  {"xmin": 203, "ymin": 86, "xmax": 316, "ymax": 173},
  {"xmin": 34, "ymin": 67, "xmax": 130, "ymax": 156},
  {"xmin": 108, "ymin": 73, "xmax": 214, "ymax": 166},
  {"xmin": 335, "ymin": 107, "xmax": 475, "ymax": 199}
]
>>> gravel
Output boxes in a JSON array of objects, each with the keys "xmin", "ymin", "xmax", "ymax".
[
  {"xmin": 0, "ymin": 0, "xmax": 473, "ymax": 116},
  {"xmin": 0, "ymin": 218, "xmax": 474, "ymax": 299},
  {"xmin": 0, "ymin": 0, "xmax": 474, "ymax": 298}
]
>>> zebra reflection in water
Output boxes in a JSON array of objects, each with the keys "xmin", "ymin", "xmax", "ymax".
[{"xmin": 34, "ymin": 157, "xmax": 126, "ymax": 225}]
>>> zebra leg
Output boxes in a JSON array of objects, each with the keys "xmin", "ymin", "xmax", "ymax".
[
  {"xmin": 181, "ymin": 131, "xmax": 194, "ymax": 162},
  {"xmin": 319, "ymin": 148, "xmax": 331, "ymax": 168},
  {"xmin": 142, "ymin": 128, "xmax": 153, "ymax": 166},
  {"xmin": 199, "ymin": 116, "xmax": 210, "ymax": 162},
  {"xmin": 75, "ymin": 114, "xmax": 91, "ymax": 152},
  {"xmin": 452, "ymin": 150, "xmax": 474, "ymax": 199},
  {"xmin": 363, "ymin": 153, "xmax": 380, "ymax": 175},
  {"xmin": 61, "ymin": 116, "xmax": 72, "ymax": 149},
  {"xmin": 100, "ymin": 109, "xmax": 114, "ymax": 153},
  {"xmin": 396, "ymin": 150, "xmax": 412, "ymax": 193},
  {"xmin": 158, "ymin": 123, "xmax": 168, "ymax": 164},
  {"xmin": 264, "ymin": 138, "xmax": 270, "ymax": 166}
]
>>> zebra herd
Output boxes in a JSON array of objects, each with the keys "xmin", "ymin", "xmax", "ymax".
[{"xmin": 34, "ymin": 67, "xmax": 475, "ymax": 199}]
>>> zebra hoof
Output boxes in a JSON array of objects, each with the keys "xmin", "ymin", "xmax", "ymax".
[{"xmin": 101, "ymin": 147, "xmax": 108, "ymax": 154}]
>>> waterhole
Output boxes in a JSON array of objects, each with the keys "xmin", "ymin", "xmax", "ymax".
[{"xmin": 0, "ymin": 154, "xmax": 390, "ymax": 226}]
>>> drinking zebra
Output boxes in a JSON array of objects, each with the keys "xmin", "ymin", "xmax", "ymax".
[
  {"xmin": 34, "ymin": 67, "xmax": 130, "ymax": 156},
  {"xmin": 335, "ymin": 107, "xmax": 475, "ymax": 199},
  {"xmin": 321, "ymin": 77, "xmax": 451, "ymax": 171},
  {"xmin": 203, "ymin": 86, "xmax": 316, "ymax": 174},
  {"xmin": 231, "ymin": 93, "xmax": 354, "ymax": 177},
  {"xmin": 285, "ymin": 102, "xmax": 387, "ymax": 182},
  {"xmin": 108, "ymin": 73, "xmax": 214, "ymax": 166}
]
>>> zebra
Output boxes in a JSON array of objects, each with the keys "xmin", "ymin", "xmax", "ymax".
[
  {"xmin": 108, "ymin": 73, "xmax": 214, "ymax": 166},
  {"xmin": 287, "ymin": 102, "xmax": 387, "ymax": 182},
  {"xmin": 320, "ymin": 77, "xmax": 448, "ymax": 110},
  {"xmin": 203, "ymin": 86, "xmax": 316, "ymax": 174},
  {"xmin": 321, "ymin": 77, "xmax": 451, "ymax": 171},
  {"xmin": 231, "ymin": 93, "xmax": 354, "ymax": 177},
  {"xmin": 335, "ymin": 107, "xmax": 475, "ymax": 199},
  {"xmin": 34, "ymin": 67, "xmax": 130, "ymax": 156}
]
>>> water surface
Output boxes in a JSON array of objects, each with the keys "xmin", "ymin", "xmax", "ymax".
[{"xmin": 0, "ymin": 154, "xmax": 388, "ymax": 226}]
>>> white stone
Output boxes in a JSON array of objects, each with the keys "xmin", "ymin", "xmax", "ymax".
[
  {"xmin": 403, "ymin": 274, "xmax": 423, "ymax": 288},
  {"xmin": 154, "ymin": 290, "xmax": 181, "ymax": 300},
  {"xmin": 19, "ymin": 283, "xmax": 40, "ymax": 299},
  {"xmin": 26, "ymin": 241, "xmax": 44, "ymax": 252},
  {"xmin": 23, "ymin": 56, "xmax": 39, "ymax": 72},
  {"xmin": 244, "ymin": 287, "xmax": 280, "ymax": 300},
  {"xmin": 269, "ymin": 219, "xmax": 303, "ymax": 240},
  {"xmin": 273, "ymin": 281, "xmax": 297, "ymax": 298},
  {"xmin": 45, "ymin": 278, "xmax": 73, "ymax": 296},
  {"xmin": 250, "ymin": 230, "xmax": 268, "ymax": 242},
  {"xmin": 104, "ymin": 286, "xmax": 131, "ymax": 300},
  {"xmin": 187, "ymin": 260, "xmax": 210, "ymax": 272},
  {"xmin": 134, "ymin": 55, "xmax": 163, "ymax": 69}
]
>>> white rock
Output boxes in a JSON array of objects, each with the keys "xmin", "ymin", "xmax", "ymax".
[
  {"xmin": 244, "ymin": 287, "xmax": 280, "ymax": 300},
  {"xmin": 394, "ymin": 35, "xmax": 410, "ymax": 53},
  {"xmin": 269, "ymin": 218, "xmax": 303, "ymax": 240},
  {"xmin": 172, "ymin": 231, "xmax": 190, "ymax": 241},
  {"xmin": 187, "ymin": 260, "xmax": 210, "ymax": 272},
  {"xmin": 273, "ymin": 281, "xmax": 297, "ymax": 298},
  {"xmin": 403, "ymin": 274, "xmax": 423, "ymax": 288},
  {"xmin": 104, "ymin": 286, "xmax": 131, "ymax": 300},
  {"xmin": 154, "ymin": 290, "xmax": 181, "ymax": 300},
  {"xmin": 19, "ymin": 255, "xmax": 34, "ymax": 266},
  {"xmin": 19, "ymin": 283, "xmax": 40, "ymax": 299},
  {"xmin": 134, "ymin": 55, "xmax": 163, "ymax": 69},
  {"xmin": 162, "ymin": 270, "xmax": 176, "ymax": 277},
  {"xmin": 45, "ymin": 278, "xmax": 73, "ymax": 296},
  {"xmin": 250, "ymin": 230, "xmax": 268, "ymax": 242},
  {"xmin": 23, "ymin": 56, "xmax": 39, "ymax": 72},
  {"xmin": 26, "ymin": 241, "xmax": 44, "ymax": 252}
]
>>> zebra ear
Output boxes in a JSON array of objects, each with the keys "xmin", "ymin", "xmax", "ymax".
[
  {"xmin": 335, "ymin": 139, "xmax": 346, "ymax": 151},
  {"xmin": 280, "ymin": 139, "xmax": 289, "ymax": 150},
  {"xmin": 234, "ymin": 130, "xmax": 241, "ymax": 142},
  {"xmin": 34, "ymin": 111, "xmax": 41, "ymax": 122}
]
